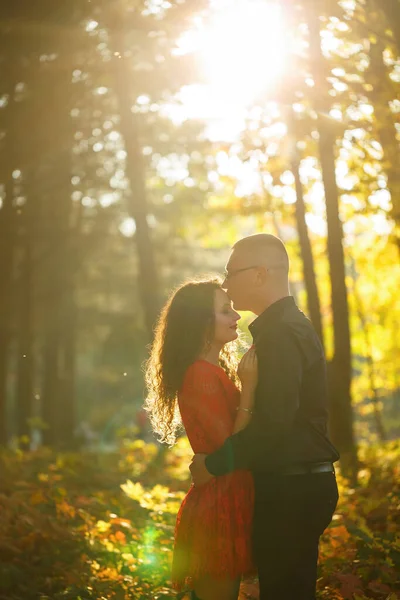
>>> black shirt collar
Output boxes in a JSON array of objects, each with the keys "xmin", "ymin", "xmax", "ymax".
[{"xmin": 249, "ymin": 296, "xmax": 295, "ymax": 340}]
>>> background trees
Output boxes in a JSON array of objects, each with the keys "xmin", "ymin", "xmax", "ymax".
[{"xmin": 0, "ymin": 0, "xmax": 398, "ymax": 473}]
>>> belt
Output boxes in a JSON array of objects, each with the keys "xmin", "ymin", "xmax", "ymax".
[{"xmin": 280, "ymin": 462, "xmax": 334, "ymax": 476}]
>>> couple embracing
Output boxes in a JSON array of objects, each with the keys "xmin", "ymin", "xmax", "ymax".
[{"xmin": 145, "ymin": 233, "xmax": 340, "ymax": 600}]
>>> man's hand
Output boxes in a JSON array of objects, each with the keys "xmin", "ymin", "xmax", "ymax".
[{"xmin": 189, "ymin": 453, "xmax": 214, "ymax": 486}]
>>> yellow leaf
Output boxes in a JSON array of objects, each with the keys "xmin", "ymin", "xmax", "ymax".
[{"xmin": 96, "ymin": 520, "xmax": 111, "ymax": 533}]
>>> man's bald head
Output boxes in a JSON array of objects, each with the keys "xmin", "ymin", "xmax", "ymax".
[
  {"xmin": 232, "ymin": 233, "xmax": 289, "ymax": 273},
  {"xmin": 223, "ymin": 233, "xmax": 290, "ymax": 313}
]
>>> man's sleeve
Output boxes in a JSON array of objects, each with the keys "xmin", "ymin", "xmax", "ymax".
[{"xmin": 205, "ymin": 324, "xmax": 303, "ymax": 475}]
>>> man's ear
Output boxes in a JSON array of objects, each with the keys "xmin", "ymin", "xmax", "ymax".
[{"xmin": 255, "ymin": 266, "xmax": 268, "ymax": 286}]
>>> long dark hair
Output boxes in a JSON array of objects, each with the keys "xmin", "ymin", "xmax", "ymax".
[{"xmin": 144, "ymin": 277, "xmax": 239, "ymax": 445}]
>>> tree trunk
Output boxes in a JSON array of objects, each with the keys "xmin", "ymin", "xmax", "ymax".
[
  {"xmin": 305, "ymin": 3, "xmax": 357, "ymax": 476},
  {"xmin": 109, "ymin": 15, "xmax": 160, "ymax": 340},
  {"xmin": 16, "ymin": 211, "xmax": 34, "ymax": 442},
  {"xmin": 292, "ymin": 156, "xmax": 324, "ymax": 347},
  {"xmin": 380, "ymin": 0, "xmax": 400, "ymax": 53},
  {"xmin": 42, "ymin": 327, "xmax": 60, "ymax": 446},
  {"xmin": 40, "ymin": 183, "xmax": 74, "ymax": 448},
  {"xmin": 285, "ymin": 108, "xmax": 325, "ymax": 347},
  {"xmin": 349, "ymin": 259, "xmax": 386, "ymax": 441},
  {"xmin": 58, "ymin": 256, "xmax": 77, "ymax": 449},
  {"xmin": 33, "ymin": 16, "xmax": 76, "ymax": 447},
  {"xmin": 367, "ymin": 36, "xmax": 400, "ymax": 255},
  {"xmin": 0, "ymin": 61, "xmax": 18, "ymax": 446},
  {"xmin": 41, "ymin": 196, "xmax": 74, "ymax": 449},
  {"xmin": 0, "ymin": 177, "xmax": 15, "ymax": 446},
  {"xmin": 278, "ymin": 7, "xmax": 325, "ymax": 348},
  {"xmin": 40, "ymin": 144, "xmax": 74, "ymax": 448}
]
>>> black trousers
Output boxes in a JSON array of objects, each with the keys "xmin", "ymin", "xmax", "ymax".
[{"xmin": 252, "ymin": 471, "xmax": 339, "ymax": 600}]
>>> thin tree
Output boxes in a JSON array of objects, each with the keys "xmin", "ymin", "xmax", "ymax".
[{"xmin": 304, "ymin": 1, "xmax": 357, "ymax": 475}]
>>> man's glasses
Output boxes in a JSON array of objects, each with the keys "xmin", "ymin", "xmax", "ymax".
[
  {"xmin": 223, "ymin": 264, "xmax": 285, "ymax": 280},
  {"xmin": 223, "ymin": 266, "xmax": 259, "ymax": 280}
]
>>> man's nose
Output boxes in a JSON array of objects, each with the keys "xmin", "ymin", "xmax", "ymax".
[{"xmin": 221, "ymin": 277, "xmax": 228, "ymax": 290}]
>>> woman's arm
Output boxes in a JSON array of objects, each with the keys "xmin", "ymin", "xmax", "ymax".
[
  {"xmin": 232, "ymin": 347, "xmax": 257, "ymax": 434},
  {"xmin": 232, "ymin": 387, "xmax": 254, "ymax": 433}
]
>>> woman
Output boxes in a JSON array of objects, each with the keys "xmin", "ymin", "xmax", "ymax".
[{"xmin": 145, "ymin": 278, "xmax": 257, "ymax": 600}]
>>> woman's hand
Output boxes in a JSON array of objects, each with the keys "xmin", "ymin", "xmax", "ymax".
[
  {"xmin": 237, "ymin": 346, "xmax": 258, "ymax": 393},
  {"xmin": 233, "ymin": 347, "xmax": 258, "ymax": 433}
]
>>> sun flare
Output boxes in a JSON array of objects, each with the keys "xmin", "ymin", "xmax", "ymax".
[
  {"xmin": 199, "ymin": 1, "xmax": 286, "ymax": 104},
  {"xmin": 176, "ymin": 0, "xmax": 286, "ymax": 122}
]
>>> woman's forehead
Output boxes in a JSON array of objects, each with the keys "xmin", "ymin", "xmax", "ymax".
[{"xmin": 214, "ymin": 288, "xmax": 231, "ymax": 307}]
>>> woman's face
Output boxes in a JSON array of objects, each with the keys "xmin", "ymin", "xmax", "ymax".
[{"xmin": 212, "ymin": 288, "xmax": 240, "ymax": 345}]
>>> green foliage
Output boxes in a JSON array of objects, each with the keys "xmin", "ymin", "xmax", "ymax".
[
  {"xmin": 0, "ymin": 440, "xmax": 399, "ymax": 600},
  {"xmin": 317, "ymin": 441, "xmax": 400, "ymax": 599}
]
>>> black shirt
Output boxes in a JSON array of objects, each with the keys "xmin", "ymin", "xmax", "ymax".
[{"xmin": 205, "ymin": 296, "xmax": 340, "ymax": 476}]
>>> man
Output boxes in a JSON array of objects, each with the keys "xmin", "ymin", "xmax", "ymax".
[{"xmin": 190, "ymin": 233, "xmax": 340, "ymax": 600}]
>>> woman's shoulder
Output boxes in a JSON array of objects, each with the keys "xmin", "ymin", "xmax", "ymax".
[
  {"xmin": 185, "ymin": 359, "xmax": 222, "ymax": 379},
  {"xmin": 188, "ymin": 359, "xmax": 232, "ymax": 378},
  {"xmin": 181, "ymin": 360, "xmax": 224, "ymax": 392},
  {"xmin": 182, "ymin": 360, "xmax": 236, "ymax": 395}
]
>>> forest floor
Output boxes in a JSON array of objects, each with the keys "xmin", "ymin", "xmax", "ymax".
[{"xmin": 0, "ymin": 438, "xmax": 399, "ymax": 600}]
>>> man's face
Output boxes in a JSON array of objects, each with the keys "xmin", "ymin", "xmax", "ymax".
[{"xmin": 222, "ymin": 249, "xmax": 259, "ymax": 311}]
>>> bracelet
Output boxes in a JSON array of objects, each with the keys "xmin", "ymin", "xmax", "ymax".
[{"xmin": 236, "ymin": 406, "xmax": 253, "ymax": 415}]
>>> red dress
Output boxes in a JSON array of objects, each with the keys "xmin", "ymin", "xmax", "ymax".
[{"xmin": 172, "ymin": 360, "xmax": 255, "ymax": 590}]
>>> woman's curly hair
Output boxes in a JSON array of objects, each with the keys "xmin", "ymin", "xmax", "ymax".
[{"xmin": 144, "ymin": 277, "xmax": 239, "ymax": 446}]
